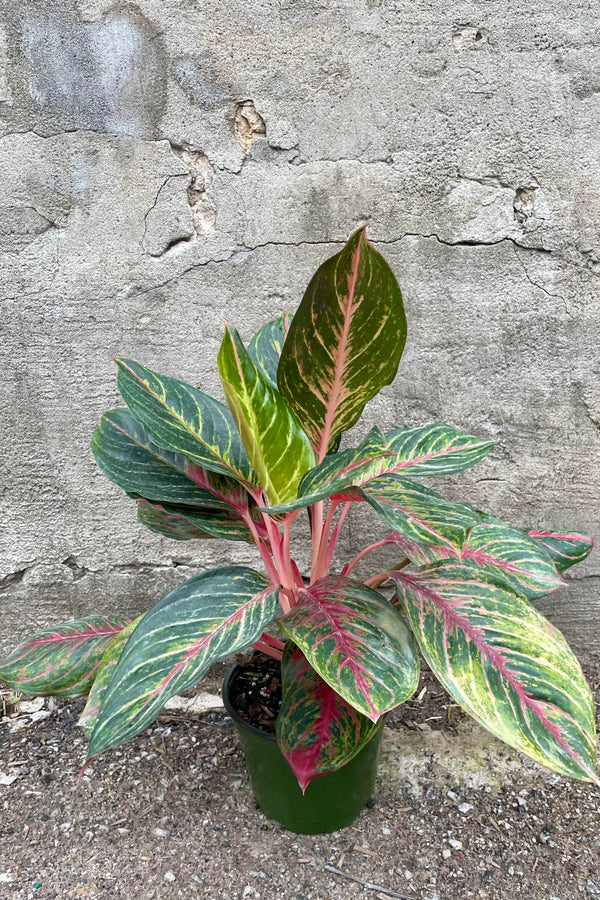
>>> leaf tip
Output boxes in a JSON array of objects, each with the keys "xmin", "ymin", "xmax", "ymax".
[{"xmin": 76, "ymin": 756, "xmax": 95, "ymax": 788}]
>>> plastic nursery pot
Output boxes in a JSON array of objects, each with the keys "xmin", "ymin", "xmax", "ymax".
[{"xmin": 222, "ymin": 663, "xmax": 385, "ymax": 835}]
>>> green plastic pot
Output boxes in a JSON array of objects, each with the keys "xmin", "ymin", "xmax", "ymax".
[{"xmin": 222, "ymin": 662, "xmax": 384, "ymax": 834}]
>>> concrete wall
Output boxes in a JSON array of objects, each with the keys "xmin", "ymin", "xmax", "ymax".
[{"xmin": 1, "ymin": 0, "xmax": 599, "ymax": 659}]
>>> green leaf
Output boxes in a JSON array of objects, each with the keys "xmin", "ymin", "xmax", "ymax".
[
  {"xmin": 137, "ymin": 499, "xmax": 216, "ymax": 540},
  {"xmin": 0, "ymin": 616, "xmax": 130, "ymax": 697},
  {"xmin": 92, "ymin": 408, "xmax": 240, "ymax": 508},
  {"xmin": 277, "ymin": 642, "xmax": 380, "ymax": 792},
  {"xmin": 387, "ymin": 521, "xmax": 565, "ymax": 599},
  {"xmin": 265, "ymin": 422, "xmax": 495, "ymax": 514},
  {"xmin": 79, "ymin": 617, "xmax": 143, "ymax": 737},
  {"xmin": 247, "ymin": 313, "xmax": 293, "ymax": 389},
  {"xmin": 278, "ymin": 226, "xmax": 406, "ymax": 459},
  {"xmin": 393, "ymin": 561, "xmax": 598, "ymax": 784},
  {"xmin": 279, "ymin": 576, "xmax": 419, "ymax": 722},
  {"xmin": 114, "ymin": 358, "xmax": 257, "ymax": 488},
  {"xmin": 528, "ymin": 530, "xmax": 594, "ymax": 574},
  {"xmin": 138, "ymin": 499, "xmax": 254, "ymax": 542},
  {"xmin": 87, "ymin": 567, "xmax": 279, "ymax": 759},
  {"xmin": 361, "ymin": 475, "xmax": 480, "ymax": 550},
  {"xmin": 218, "ymin": 325, "xmax": 315, "ymax": 505}
]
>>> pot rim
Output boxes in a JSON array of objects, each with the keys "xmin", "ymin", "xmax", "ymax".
[{"xmin": 222, "ymin": 662, "xmax": 278, "ymax": 742}]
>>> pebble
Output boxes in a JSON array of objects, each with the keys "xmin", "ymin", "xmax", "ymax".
[
  {"xmin": 448, "ymin": 838, "xmax": 463, "ymax": 850},
  {"xmin": 153, "ymin": 828, "xmax": 168, "ymax": 838},
  {"xmin": 442, "ymin": 848, "xmax": 452, "ymax": 859},
  {"xmin": 164, "ymin": 871, "xmax": 176, "ymax": 883},
  {"xmin": 458, "ymin": 803, "xmax": 474, "ymax": 814}
]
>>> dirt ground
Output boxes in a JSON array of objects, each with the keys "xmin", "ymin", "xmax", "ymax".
[{"xmin": 1, "ymin": 660, "xmax": 599, "ymax": 900}]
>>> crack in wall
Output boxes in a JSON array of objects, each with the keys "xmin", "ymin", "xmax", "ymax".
[{"xmin": 0, "ymin": 559, "xmax": 201, "ymax": 589}]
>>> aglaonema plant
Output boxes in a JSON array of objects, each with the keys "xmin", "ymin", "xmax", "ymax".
[{"xmin": 1, "ymin": 226, "xmax": 597, "ymax": 793}]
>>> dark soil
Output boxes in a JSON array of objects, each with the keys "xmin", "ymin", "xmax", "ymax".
[
  {"xmin": 228, "ymin": 652, "xmax": 282, "ymax": 734},
  {"xmin": 0, "ymin": 657, "xmax": 599, "ymax": 900}
]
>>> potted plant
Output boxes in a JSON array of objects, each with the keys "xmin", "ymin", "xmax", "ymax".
[{"xmin": 1, "ymin": 227, "xmax": 597, "ymax": 834}]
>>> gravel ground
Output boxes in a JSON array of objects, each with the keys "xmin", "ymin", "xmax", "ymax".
[{"xmin": 1, "ymin": 660, "xmax": 599, "ymax": 900}]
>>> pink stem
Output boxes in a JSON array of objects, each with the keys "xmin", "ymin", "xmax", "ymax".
[
  {"xmin": 309, "ymin": 501, "xmax": 324, "ymax": 583},
  {"xmin": 324, "ymin": 501, "xmax": 352, "ymax": 570},
  {"xmin": 342, "ymin": 538, "xmax": 400, "ymax": 577},
  {"xmin": 252, "ymin": 639, "xmax": 283, "ymax": 661},
  {"xmin": 364, "ymin": 559, "xmax": 411, "ymax": 589},
  {"xmin": 259, "ymin": 633, "xmax": 285, "ymax": 650},
  {"xmin": 242, "ymin": 512, "xmax": 280, "ymax": 586},
  {"xmin": 290, "ymin": 559, "xmax": 305, "ymax": 591}
]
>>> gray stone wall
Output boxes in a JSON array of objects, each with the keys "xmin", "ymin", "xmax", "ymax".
[{"xmin": 1, "ymin": 0, "xmax": 599, "ymax": 659}]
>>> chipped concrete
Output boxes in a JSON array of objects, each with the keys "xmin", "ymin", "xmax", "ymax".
[{"xmin": 0, "ymin": 1, "xmax": 599, "ymax": 659}]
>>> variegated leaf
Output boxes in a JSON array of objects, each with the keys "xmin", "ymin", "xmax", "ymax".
[
  {"xmin": 115, "ymin": 358, "xmax": 257, "ymax": 488},
  {"xmin": 393, "ymin": 561, "xmax": 598, "ymax": 783},
  {"xmin": 138, "ymin": 499, "xmax": 253, "ymax": 542},
  {"xmin": 218, "ymin": 324, "xmax": 315, "ymax": 505},
  {"xmin": 92, "ymin": 408, "xmax": 242, "ymax": 509},
  {"xmin": 247, "ymin": 313, "xmax": 293, "ymax": 389},
  {"xmin": 361, "ymin": 475, "xmax": 480, "ymax": 550},
  {"xmin": 528, "ymin": 530, "xmax": 594, "ymax": 574},
  {"xmin": 278, "ymin": 226, "xmax": 406, "ymax": 459},
  {"xmin": 265, "ymin": 422, "xmax": 494, "ymax": 514},
  {"xmin": 386, "ymin": 522, "xmax": 564, "ymax": 599},
  {"xmin": 79, "ymin": 617, "xmax": 143, "ymax": 737},
  {"xmin": 278, "ymin": 576, "xmax": 419, "ymax": 722},
  {"xmin": 137, "ymin": 499, "xmax": 214, "ymax": 540},
  {"xmin": 0, "ymin": 616, "xmax": 130, "ymax": 697},
  {"xmin": 277, "ymin": 642, "xmax": 380, "ymax": 792},
  {"xmin": 87, "ymin": 567, "xmax": 279, "ymax": 759}
]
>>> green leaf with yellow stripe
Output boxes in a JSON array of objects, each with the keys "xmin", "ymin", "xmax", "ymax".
[
  {"xmin": 218, "ymin": 324, "xmax": 315, "ymax": 506},
  {"xmin": 361, "ymin": 475, "xmax": 480, "ymax": 550},
  {"xmin": 87, "ymin": 567, "xmax": 279, "ymax": 760},
  {"xmin": 278, "ymin": 226, "xmax": 406, "ymax": 459},
  {"xmin": 528, "ymin": 530, "xmax": 594, "ymax": 574},
  {"xmin": 278, "ymin": 576, "xmax": 419, "ymax": 722},
  {"xmin": 0, "ymin": 616, "xmax": 130, "ymax": 697},
  {"xmin": 392, "ymin": 561, "xmax": 598, "ymax": 784},
  {"xmin": 264, "ymin": 422, "xmax": 495, "ymax": 514},
  {"xmin": 79, "ymin": 616, "xmax": 144, "ymax": 737},
  {"xmin": 387, "ymin": 521, "xmax": 565, "ymax": 599},
  {"xmin": 277, "ymin": 641, "xmax": 380, "ymax": 792},
  {"xmin": 247, "ymin": 313, "xmax": 293, "ymax": 389},
  {"xmin": 92, "ymin": 408, "xmax": 244, "ymax": 509},
  {"xmin": 114, "ymin": 358, "xmax": 257, "ymax": 488}
]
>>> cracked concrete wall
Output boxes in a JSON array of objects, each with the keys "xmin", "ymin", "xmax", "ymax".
[{"xmin": 1, "ymin": 0, "xmax": 599, "ymax": 660}]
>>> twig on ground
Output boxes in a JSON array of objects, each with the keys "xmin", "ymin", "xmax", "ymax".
[{"xmin": 324, "ymin": 865, "xmax": 414, "ymax": 898}]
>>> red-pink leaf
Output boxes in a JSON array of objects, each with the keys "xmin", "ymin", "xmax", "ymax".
[{"xmin": 277, "ymin": 642, "xmax": 380, "ymax": 792}]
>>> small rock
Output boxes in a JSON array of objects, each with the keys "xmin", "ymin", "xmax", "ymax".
[
  {"xmin": 59, "ymin": 822, "xmax": 71, "ymax": 833},
  {"xmin": 153, "ymin": 827, "xmax": 168, "ymax": 838},
  {"xmin": 448, "ymin": 839, "xmax": 463, "ymax": 851},
  {"xmin": 458, "ymin": 803, "xmax": 474, "ymax": 814},
  {"xmin": 164, "ymin": 871, "xmax": 176, "ymax": 883},
  {"xmin": 447, "ymin": 790, "xmax": 458, "ymax": 801},
  {"xmin": 442, "ymin": 848, "xmax": 452, "ymax": 859},
  {"xmin": 0, "ymin": 773, "xmax": 18, "ymax": 786},
  {"xmin": 0, "ymin": 872, "xmax": 13, "ymax": 884}
]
